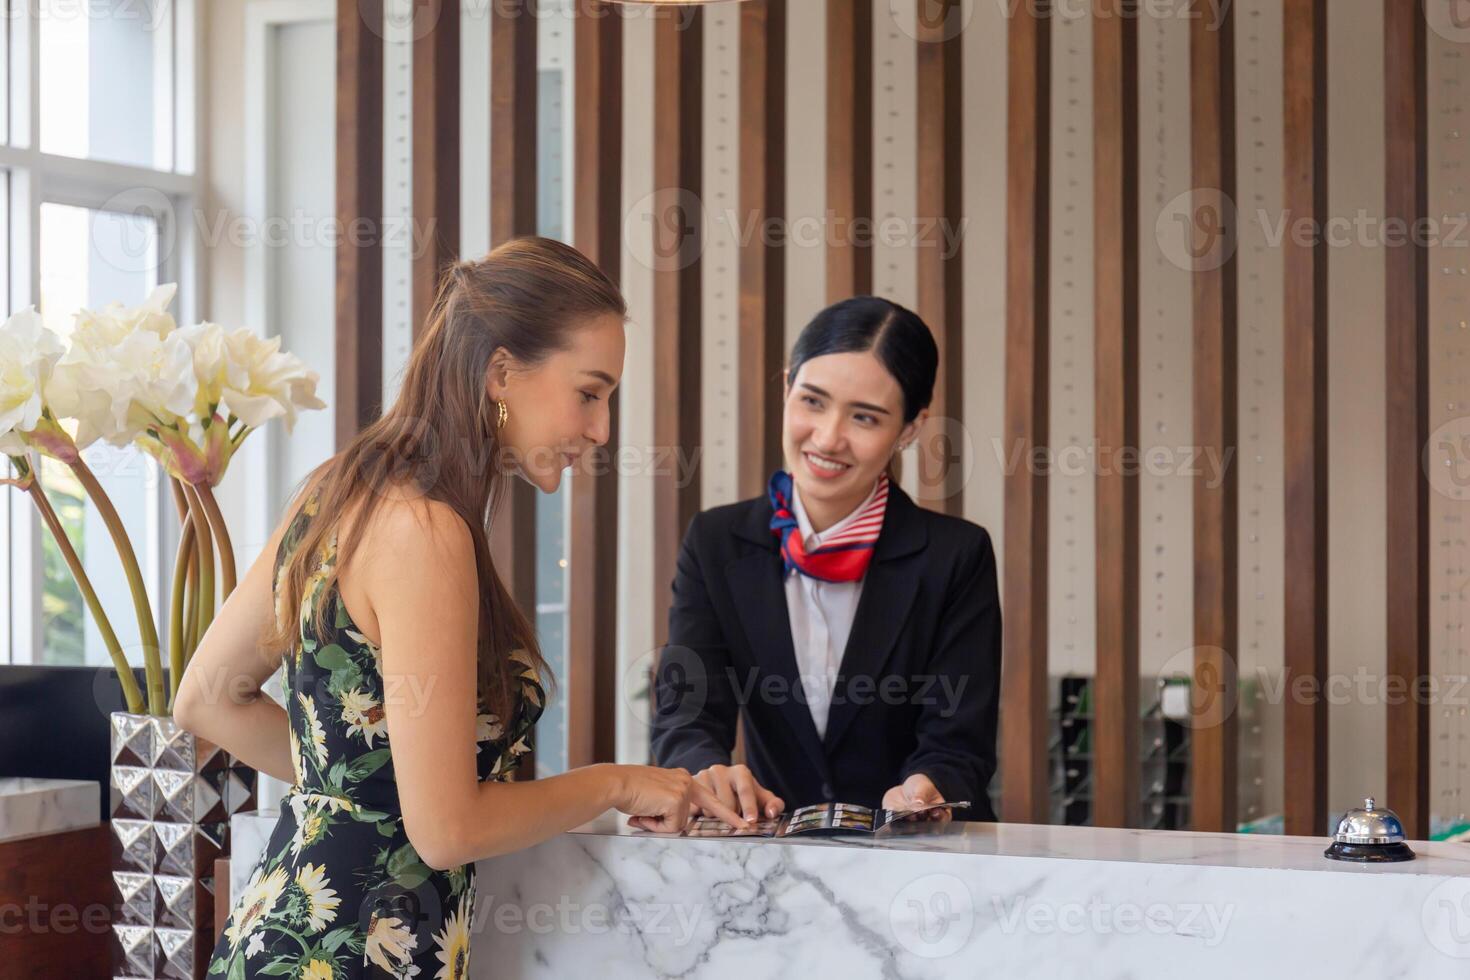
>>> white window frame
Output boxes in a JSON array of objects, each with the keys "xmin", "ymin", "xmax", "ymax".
[{"xmin": 2, "ymin": 0, "xmax": 202, "ymax": 665}]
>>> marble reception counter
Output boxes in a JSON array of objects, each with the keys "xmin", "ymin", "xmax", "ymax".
[
  {"xmin": 228, "ymin": 808, "xmax": 1470, "ymax": 978},
  {"xmin": 0, "ymin": 777, "xmax": 98, "ymax": 843}
]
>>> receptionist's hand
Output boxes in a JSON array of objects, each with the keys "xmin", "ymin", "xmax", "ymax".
[
  {"xmin": 881, "ymin": 773, "xmax": 951, "ymax": 824},
  {"xmin": 690, "ymin": 763, "xmax": 785, "ymax": 822}
]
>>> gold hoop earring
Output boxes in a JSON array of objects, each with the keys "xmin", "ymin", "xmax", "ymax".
[{"xmin": 496, "ymin": 399, "xmax": 509, "ymax": 430}]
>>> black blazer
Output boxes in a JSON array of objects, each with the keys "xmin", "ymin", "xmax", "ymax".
[{"xmin": 650, "ymin": 482, "xmax": 1001, "ymax": 821}]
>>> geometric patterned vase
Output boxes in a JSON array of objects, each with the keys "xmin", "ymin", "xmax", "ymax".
[{"xmin": 110, "ymin": 712, "xmax": 258, "ymax": 980}]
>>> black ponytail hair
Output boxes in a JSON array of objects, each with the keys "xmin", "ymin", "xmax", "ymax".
[{"xmin": 787, "ymin": 296, "xmax": 939, "ymax": 423}]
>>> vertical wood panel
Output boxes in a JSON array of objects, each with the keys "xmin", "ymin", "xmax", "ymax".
[
  {"xmin": 490, "ymin": 0, "xmax": 538, "ymax": 241},
  {"xmin": 1092, "ymin": 0, "xmax": 1139, "ymax": 829},
  {"xmin": 1188, "ymin": 3, "xmax": 1239, "ymax": 833},
  {"xmin": 738, "ymin": 0, "xmax": 787, "ymax": 498},
  {"xmin": 652, "ymin": 8, "xmax": 704, "ymax": 649},
  {"xmin": 914, "ymin": 0, "xmax": 964, "ymax": 515},
  {"xmin": 1000, "ymin": 0, "xmax": 1050, "ymax": 825},
  {"xmin": 569, "ymin": 0, "xmax": 623, "ymax": 767},
  {"xmin": 411, "ymin": 0, "xmax": 460, "ymax": 340},
  {"xmin": 1282, "ymin": 0, "xmax": 1328, "ymax": 838},
  {"xmin": 1384, "ymin": 0, "xmax": 1430, "ymax": 839},
  {"xmin": 335, "ymin": 0, "xmax": 384, "ymax": 442},
  {"xmin": 488, "ymin": 0, "xmax": 537, "ymax": 777},
  {"xmin": 826, "ymin": 0, "xmax": 873, "ymax": 300}
]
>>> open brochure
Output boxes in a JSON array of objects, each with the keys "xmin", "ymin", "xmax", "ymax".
[{"xmin": 681, "ymin": 800, "xmax": 970, "ymax": 838}]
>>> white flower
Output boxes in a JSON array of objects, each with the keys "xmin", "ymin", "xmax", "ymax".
[
  {"xmin": 366, "ymin": 912, "xmax": 416, "ymax": 973},
  {"xmin": 341, "ymin": 688, "xmax": 387, "ymax": 748},
  {"xmin": 176, "ymin": 320, "xmax": 237, "ymax": 418},
  {"xmin": 0, "ymin": 307, "xmax": 64, "ymax": 455},
  {"xmin": 224, "ymin": 864, "xmax": 288, "ymax": 952},
  {"xmin": 217, "ymin": 327, "xmax": 325, "ymax": 431},
  {"xmin": 299, "ymin": 693, "xmax": 328, "ymax": 767},
  {"xmin": 47, "ymin": 283, "xmax": 192, "ymax": 447},
  {"xmin": 432, "ymin": 891, "xmax": 473, "ymax": 980},
  {"xmin": 72, "ymin": 282, "xmax": 178, "ymax": 341},
  {"xmin": 294, "ymin": 863, "xmax": 341, "ymax": 932}
]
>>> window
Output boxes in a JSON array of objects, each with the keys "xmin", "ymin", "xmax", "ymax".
[{"xmin": 3, "ymin": 0, "xmax": 198, "ymax": 666}]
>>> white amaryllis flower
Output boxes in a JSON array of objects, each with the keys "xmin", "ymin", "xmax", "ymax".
[
  {"xmin": 48, "ymin": 283, "xmax": 186, "ymax": 448},
  {"xmin": 0, "ymin": 307, "xmax": 64, "ymax": 455},
  {"xmin": 217, "ymin": 328, "xmax": 325, "ymax": 431}
]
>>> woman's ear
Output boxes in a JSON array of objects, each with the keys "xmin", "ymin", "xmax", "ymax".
[
  {"xmin": 485, "ymin": 349, "xmax": 513, "ymax": 401},
  {"xmin": 896, "ymin": 409, "xmax": 929, "ymax": 453}
]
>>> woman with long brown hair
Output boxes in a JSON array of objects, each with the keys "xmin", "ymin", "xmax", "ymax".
[{"xmin": 177, "ymin": 237, "xmax": 746, "ymax": 979}]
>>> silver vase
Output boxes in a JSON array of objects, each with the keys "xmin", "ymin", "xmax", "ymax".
[{"xmin": 110, "ymin": 711, "xmax": 257, "ymax": 979}]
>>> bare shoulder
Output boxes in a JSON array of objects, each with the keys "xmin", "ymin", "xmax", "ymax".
[{"xmin": 352, "ymin": 491, "xmax": 477, "ymax": 581}]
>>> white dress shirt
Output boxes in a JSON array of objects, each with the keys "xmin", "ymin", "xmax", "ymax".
[{"xmin": 785, "ymin": 478, "xmax": 883, "ymax": 739}]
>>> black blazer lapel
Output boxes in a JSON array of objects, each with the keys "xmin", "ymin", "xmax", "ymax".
[
  {"xmin": 726, "ymin": 502, "xmax": 831, "ymax": 778},
  {"xmin": 820, "ymin": 485, "xmax": 926, "ymax": 755}
]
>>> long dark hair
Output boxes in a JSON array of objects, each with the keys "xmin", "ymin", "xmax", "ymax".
[
  {"xmin": 266, "ymin": 236, "xmax": 627, "ymax": 722},
  {"xmin": 787, "ymin": 295, "xmax": 938, "ymax": 422}
]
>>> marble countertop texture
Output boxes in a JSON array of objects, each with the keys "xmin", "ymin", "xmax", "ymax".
[
  {"xmin": 0, "ymin": 777, "xmax": 99, "ymax": 844},
  {"xmin": 228, "ymin": 807, "xmax": 1470, "ymax": 978}
]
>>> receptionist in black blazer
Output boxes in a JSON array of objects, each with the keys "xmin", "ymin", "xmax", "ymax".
[{"xmin": 645, "ymin": 296, "xmax": 1001, "ymax": 829}]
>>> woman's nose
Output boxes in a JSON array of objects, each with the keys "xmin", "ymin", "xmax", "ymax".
[
  {"xmin": 811, "ymin": 417, "xmax": 845, "ymax": 452},
  {"xmin": 587, "ymin": 403, "xmax": 611, "ymax": 446}
]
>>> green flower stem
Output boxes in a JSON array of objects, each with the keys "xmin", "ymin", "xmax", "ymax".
[
  {"xmin": 69, "ymin": 456, "xmax": 165, "ymax": 715},
  {"xmin": 168, "ymin": 479, "xmax": 200, "ymax": 659},
  {"xmin": 27, "ymin": 475, "xmax": 146, "ymax": 714},
  {"xmin": 183, "ymin": 482, "xmax": 217, "ymax": 645},
  {"xmin": 196, "ymin": 483, "xmax": 237, "ymax": 597},
  {"xmin": 166, "ymin": 516, "xmax": 196, "ymax": 710}
]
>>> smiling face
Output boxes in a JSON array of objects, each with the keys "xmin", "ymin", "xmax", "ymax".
[
  {"xmin": 781, "ymin": 349, "xmax": 925, "ymax": 518},
  {"xmin": 487, "ymin": 312, "xmax": 626, "ymax": 493}
]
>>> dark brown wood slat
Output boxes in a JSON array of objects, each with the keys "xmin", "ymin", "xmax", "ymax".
[
  {"xmin": 1384, "ymin": 0, "xmax": 1430, "ymax": 839},
  {"xmin": 488, "ymin": 0, "xmax": 539, "ymax": 778},
  {"xmin": 826, "ymin": 0, "xmax": 873, "ymax": 300},
  {"xmin": 914, "ymin": 0, "xmax": 964, "ymax": 515},
  {"xmin": 568, "ymin": 0, "xmax": 623, "ymax": 768},
  {"xmin": 651, "ymin": 6, "xmax": 704, "ymax": 650},
  {"xmin": 1000, "ymin": 0, "xmax": 1051, "ymax": 825},
  {"xmin": 491, "ymin": 0, "xmax": 538, "ymax": 242},
  {"xmin": 738, "ymin": 0, "xmax": 787, "ymax": 499},
  {"xmin": 1282, "ymin": 0, "xmax": 1329, "ymax": 838},
  {"xmin": 411, "ymin": 0, "xmax": 460, "ymax": 340},
  {"xmin": 335, "ymin": 0, "xmax": 384, "ymax": 442},
  {"xmin": 1092, "ymin": 0, "xmax": 1139, "ymax": 829},
  {"xmin": 1188, "ymin": 2, "xmax": 1239, "ymax": 833}
]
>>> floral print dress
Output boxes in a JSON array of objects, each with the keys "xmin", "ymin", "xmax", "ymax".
[{"xmin": 208, "ymin": 492, "xmax": 545, "ymax": 980}]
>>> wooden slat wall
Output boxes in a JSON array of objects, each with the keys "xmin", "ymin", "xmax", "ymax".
[
  {"xmin": 1092, "ymin": 0, "xmax": 1139, "ymax": 830},
  {"xmin": 568, "ymin": 0, "xmax": 623, "ymax": 767},
  {"xmin": 1188, "ymin": 2, "xmax": 1239, "ymax": 833},
  {"xmin": 737, "ymin": 0, "xmax": 787, "ymax": 499},
  {"xmin": 651, "ymin": 7, "xmax": 704, "ymax": 650},
  {"xmin": 1001, "ymin": 0, "xmax": 1050, "ymax": 825},
  {"xmin": 914, "ymin": 1, "xmax": 964, "ymax": 515},
  {"xmin": 1281, "ymin": 0, "xmax": 1329, "ymax": 838},
  {"xmin": 488, "ymin": 0, "xmax": 539, "ymax": 778},
  {"xmin": 1383, "ymin": 0, "xmax": 1430, "ymax": 839},
  {"xmin": 335, "ymin": 0, "xmax": 384, "ymax": 442},
  {"xmin": 826, "ymin": 0, "xmax": 872, "ymax": 301},
  {"xmin": 342, "ymin": 0, "xmax": 1435, "ymax": 826},
  {"xmin": 411, "ymin": 0, "xmax": 460, "ymax": 340}
]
